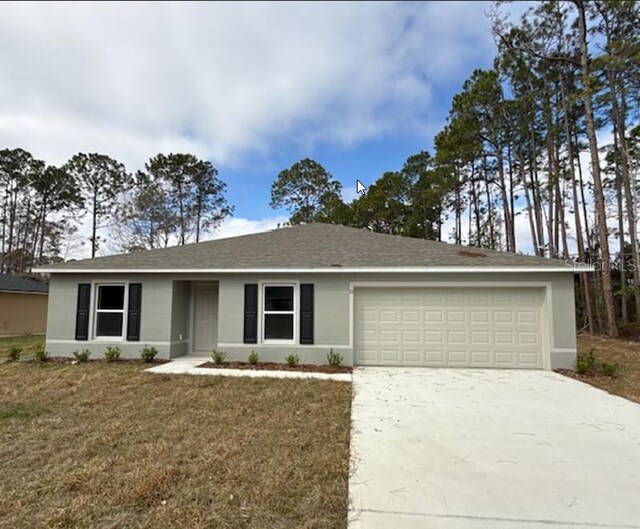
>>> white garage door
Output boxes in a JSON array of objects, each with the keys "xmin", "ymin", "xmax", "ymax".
[{"xmin": 354, "ymin": 287, "xmax": 545, "ymax": 368}]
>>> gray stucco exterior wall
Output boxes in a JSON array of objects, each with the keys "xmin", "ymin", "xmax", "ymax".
[
  {"xmin": 46, "ymin": 274, "xmax": 175, "ymax": 359},
  {"xmin": 44, "ymin": 271, "xmax": 577, "ymax": 368}
]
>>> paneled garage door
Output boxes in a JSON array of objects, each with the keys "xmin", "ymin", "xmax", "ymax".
[{"xmin": 354, "ymin": 287, "xmax": 545, "ymax": 368}]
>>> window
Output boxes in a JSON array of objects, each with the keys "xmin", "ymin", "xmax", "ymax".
[
  {"xmin": 263, "ymin": 285, "xmax": 295, "ymax": 341},
  {"xmin": 95, "ymin": 285, "xmax": 126, "ymax": 338}
]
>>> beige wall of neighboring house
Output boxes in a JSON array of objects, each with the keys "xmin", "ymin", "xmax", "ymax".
[{"xmin": 0, "ymin": 291, "xmax": 48, "ymax": 336}]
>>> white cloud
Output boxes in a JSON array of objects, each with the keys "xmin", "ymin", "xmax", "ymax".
[
  {"xmin": 341, "ymin": 185, "xmax": 359, "ymax": 204},
  {"xmin": 0, "ymin": 1, "xmax": 495, "ymax": 171}
]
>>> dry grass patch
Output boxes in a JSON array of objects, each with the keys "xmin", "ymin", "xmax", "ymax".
[
  {"xmin": 572, "ymin": 334, "xmax": 640, "ymax": 404},
  {"xmin": 0, "ymin": 362, "xmax": 351, "ymax": 528}
]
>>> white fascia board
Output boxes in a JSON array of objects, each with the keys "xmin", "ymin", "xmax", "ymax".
[{"xmin": 33, "ymin": 265, "xmax": 592, "ymax": 274}]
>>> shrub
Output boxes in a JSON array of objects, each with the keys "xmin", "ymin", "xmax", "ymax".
[
  {"xmin": 211, "ymin": 349, "xmax": 227, "ymax": 364},
  {"xmin": 326, "ymin": 348, "xmax": 343, "ymax": 367},
  {"xmin": 33, "ymin": 345, "xmax": 49, "ymax": 363},
  {"xmin": 8, "ymin": 346, "xmax": 21, "ymax": 361},
  {"xmin": 140, "ymin": 346, "xmax": 158, "ymax": 363},
  {"xmin": 248, "ymin": 350, "xmax": 259, "ymax": 365},
  {"xmin": 600, "ymin": 361, "xmax": 620, "ymax": 378},
  {"xmin": 73, "ymin": 349, "xmax": 91, "ymax": 363},
  {"xmin": 104, "ymin": 346, "xmax": 122, "ymax": 362},
  {"xmin": 285, "ymin": 354, "xmax": 299, "ymax": 367},
  {"xmin": 574, "ymin": 349, "xmax": 597, "ymax": 375}
]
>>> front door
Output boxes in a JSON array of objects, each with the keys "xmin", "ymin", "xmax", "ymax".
[{"xmin": 194, "ymin": 284, "xmax": 218, "ymax": 352}]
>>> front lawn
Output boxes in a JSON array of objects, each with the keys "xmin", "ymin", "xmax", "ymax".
[
  {"xmin": 0, "ymin": 361, "xmax": 351, "ymax": 528},
  {"xmin": 0, "ymin": 334, "xmax": 44, "ymax": 359},
  {"xmin": 573, "ymin": 334, "xmax": 640, "ymax": 404}
]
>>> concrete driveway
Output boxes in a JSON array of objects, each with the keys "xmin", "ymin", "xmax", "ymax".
[{"xmin": 349, "ymin": 368, "xmax": 640, "ymax": 529}]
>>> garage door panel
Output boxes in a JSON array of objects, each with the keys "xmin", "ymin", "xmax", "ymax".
[
  {"xmin": 494, "ymin": 310, "xmax": 514, "ymax": 324},
  {"xmin": 447, "ymin": 330, "xmax": 467, "ymax": 344},
  {"xmin": 379, "ymin": 329, "xmax": 397, "ymax": 341},
  {"xmin": 426, "ymin": 350, "xmax": 445, "ymax": 363},
  {"xmin": 359, "ymin": 329, "xmax": 376, "ymax": 342},
  {"xmin": 470, "ymin": 330, "xmax": 490, "ymax": 344},
  {"xmin": 447, "ymin": 351, "xmax": 469, "ymax": 364},
  {"xmin": 470, "ymin": 350, "xmax": 492, "ymax": 366},
  {"xmin": 494, "ymin": 351, "xmax": 516, "ymax": 364},
  {"xmin": 361, "ymin": 309, "xmax": 376, "ymax": 322},
  {"xmin": 446, "ymin": 291, "xmax": 466, "ymax": 304},
  {"xmin": 446, "ymin": 310, "xmax": 467, "ymax": 323},
  {"xmin": 518, "ymin": 351, "xmax": 540, "ymax": 363},
  {"xmin": 470, "ymin": 310, "xmax": 491, "ymax": 324},
  {"xmin": 379, "ymin": 310, "xmax": 398, "ymax": 322},
  {"xmin": 355, "ymin": 287, "xmax": 544, "ymax": 369},
  {"xmin": 425, "ymin": 330, "xmax": 444, "ymax": 344},
  {"xmin": 402, "ymin": 349, "xmax": 422, "ymax": 363},
  {"xmin": 424, "ymin": 310, "xmax": 444, "ymax": 323},
  {"xmin": 401, "ymin": 329, "xmax": 421, "ymax": 344},
  {"xmin": 518, "ymin": 331, "xmax": 538, "ymax": 345},
  {"xmin": 380, "ymin": 349, "xmax": 400, "ymax": 362},
  {"xmin": 401, "ymin": 309, "xmax": 420, "ymax": 323},
  {"xmin": 517, "ymin": 310, "xmax": 537, "ymax": 324}
]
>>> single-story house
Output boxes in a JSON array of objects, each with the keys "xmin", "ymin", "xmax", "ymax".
[
  {"xmin": 36, "ymin": 224, "xmax": 584, "ymax": 369},
  {"xmin": 0, "ymin": 273, "xmax": 49, "ymax": 336}
]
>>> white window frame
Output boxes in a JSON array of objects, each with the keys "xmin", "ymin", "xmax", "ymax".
[
  {"xmin": 260, "ymin": 282, "xmax": 298, "ymax": 345},
  {"xmin": 93, "ymin": 283, "xmax": 128, "ymax": 341}
]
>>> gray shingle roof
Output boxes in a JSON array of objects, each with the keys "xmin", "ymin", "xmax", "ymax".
[
  {"xmin": 37, "ymin": 224, "xmax": 573, "ymax": 272},
  {"xmin": 0, "ymin": 273, "xmax": 49, "ymax": 292}
]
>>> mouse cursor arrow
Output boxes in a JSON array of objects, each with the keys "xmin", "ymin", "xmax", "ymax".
[{"xmin": 356, "ymin": 180, "xmax": 366, "ymax": 195}]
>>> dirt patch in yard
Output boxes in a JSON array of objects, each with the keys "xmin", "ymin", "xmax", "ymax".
[
  {"xmin": 555, "ymin": 334, "xmax": 640, "ymax": 404},
  {"xmin": 0, "ymin": 361, "xmax": 352, "ymax": 528},
  {"xmin": 199, "ymin": 361, "xmax": 352, "ymax": 374}
]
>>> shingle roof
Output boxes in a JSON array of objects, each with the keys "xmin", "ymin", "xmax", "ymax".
[
  {"xmin": 36, "ymin": 224, "xmax": 574, "ymax": 273},
  {"xmin": 0, "ymin": 273, "xmax": 49, "ymax": 292}
]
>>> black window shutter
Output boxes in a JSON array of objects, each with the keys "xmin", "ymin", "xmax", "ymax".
[
  {"xmin": 244, "ymin": 284, "xmax": 258, "ymax": 344},
  {"xmin": 300, "ymin": 283, "xmax": 314, "ymax": 345},
  {"xmin": 127, "ymin": 283, "xmax": 142, "ymax": 341},
  {"xmin": 75, "ymin": 283, "xmax": 91, "ymax": 341}
]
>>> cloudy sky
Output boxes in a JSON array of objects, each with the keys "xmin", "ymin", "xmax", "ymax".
[{"xmin": 1, "ymin": 1, "xmax": 513, "ymax": 254}]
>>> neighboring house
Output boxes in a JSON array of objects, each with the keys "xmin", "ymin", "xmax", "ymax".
[
  {"xmin": 0, "ymin": 274, "xmax": 49, "ymax": 336},
  {"xmin": 36, "ymin": 224, "xmax": 585, "ymax": 369}
]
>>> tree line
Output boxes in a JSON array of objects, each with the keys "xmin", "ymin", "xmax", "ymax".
[
  {"xmin": 270, "ymin": 1, "xmax": 640, "ymax": 337},
  {"xmin": 0, "ymin": 150, "xmax": 232, "ymax": 271}
]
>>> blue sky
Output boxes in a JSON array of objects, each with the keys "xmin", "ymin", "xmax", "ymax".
[{"xmin": 0, "ymin": 1, "xmax": 506, "ymax": 253}]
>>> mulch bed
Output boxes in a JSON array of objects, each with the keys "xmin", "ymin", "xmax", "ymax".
[
  {"xmin": 199, "ymin": 361, "xmax": 352, "ymax": 374},
  {"xmin": 16, "ymin": 357, "xmax": 170, "ymax": 365}
]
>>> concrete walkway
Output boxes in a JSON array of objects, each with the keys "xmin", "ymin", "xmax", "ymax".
[
  {"xmin": 145, "ymin": 355, "xmax": 351, "ymax": 381},
  {"xmin": 349, "ymin": 367, "xmax": 640, "ymax": 529}
]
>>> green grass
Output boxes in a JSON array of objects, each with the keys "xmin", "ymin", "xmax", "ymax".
[
  {"xmin": 0, "ymin": 403, "xmax": 44, "ymax": 421},
  {"xmin": 0, "ymin": 334, "xmax": 44, "ymax": 360}
]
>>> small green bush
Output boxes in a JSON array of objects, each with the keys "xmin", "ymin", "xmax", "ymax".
[
  {"xmin": 73, "ymin": 349, "xmax": 91, "ymax": 363},
  {"xmin": 8, "ymin": 346, "xmax": 21, "ymax": 361},
  {"xmin": 211, "ymin": 349, "xmax": 227, "ymax": 364},
  {"xmin": 140, "ymin": 346, "xmax": 158, "ymax": 363},
  {"xmin": 285, "ymin": 354, "xmax": 299, "ymax": 367},
  {"xmin": 574, "ymin": 349, "xmax": 597, "ymax": 375},
  {"xmin": 104, "ymin": 346, "xmax": 122, "ymax": 362},
  {"xmin": 33, "ymin": 345, "xmax": 49, "ymax": 363},
  {"xmin": 600, "ymin": 361, "xmax": 620, "ymax": 378},
  {"xmin": 326, "ymin": 348, "xmax": 343, "ymax": 367},
  {"xmin": 248, "ymin": 350, "xmax": 259, "ymax": 365}
]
